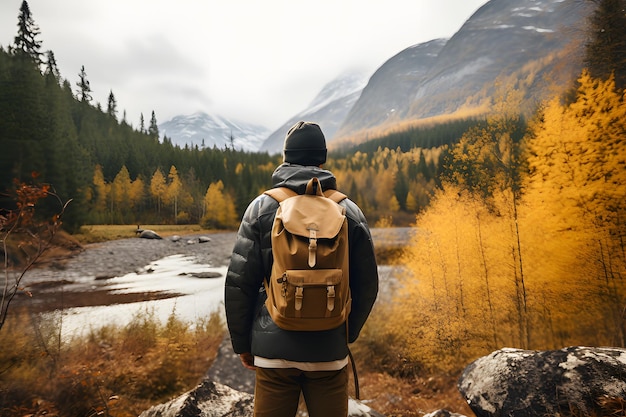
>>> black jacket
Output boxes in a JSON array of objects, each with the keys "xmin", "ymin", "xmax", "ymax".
[{"xmin": 225, "ymin": 164, "xmax": 379, "ymax": 362}]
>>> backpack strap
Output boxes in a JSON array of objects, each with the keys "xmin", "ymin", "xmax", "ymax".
[
  {"xmin": 305, "ymin": 177, "xmax": 324, "ymax": 196},
  {"xmin": 264, "ymin": 179, "xmax": 347, "ymax": 204},
  {"xmin": 264, "ymin": 187, "xmax": 297, "ymax": 203},
  {"xmin": 324, "ymin": 189, "xmax": 347, "ymax": 204},
  {"xmin": 306, "ymin": 177, "xmax": 348, "ymax": 204}
]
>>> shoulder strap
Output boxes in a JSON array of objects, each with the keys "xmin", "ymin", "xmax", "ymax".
[
  {"xmin": 264, "ymin": 187, "xmax": 297, "ymax": 203},
  {"xmin": 264, "ymin": 180, "xmax": 348, "ymax": 204},
  {"xmin": 324, "ymin": 189, "xmax": 347, "ymax": 204}
]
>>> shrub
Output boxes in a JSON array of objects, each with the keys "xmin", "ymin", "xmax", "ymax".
[{"xmin": 0, "ymin": 308, "xmax": 224, "ymax": 416}]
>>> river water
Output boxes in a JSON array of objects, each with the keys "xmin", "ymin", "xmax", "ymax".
[
  {"xmin": 43, "ymin": 252, "xmax": 402, "ymax": 341},
  {"xmin": 41, "ymin": 254, "xmax": 227, "ymax": 340}
]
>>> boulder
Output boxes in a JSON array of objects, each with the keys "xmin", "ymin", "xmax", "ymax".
[
  {"xmin": 138, "ymin": 375, "xmax": 387, "ymax": 417},
  {"xmin": 423, "ymin": 411, "xmax": 467, "ymax": 417},
  {"xmin": 458, "ymin": 346, "xmax": 626, "ymax": 417},
  {"xmin": 139, "ymin": 229, "xmax": 163, "ymax": 239},
  {"xmin": 138, "ymin": 379, "xmax": 253, "ymax": 417}
]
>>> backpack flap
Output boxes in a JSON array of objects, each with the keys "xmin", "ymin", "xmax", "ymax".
[{"xmin": 279, "ymin": 195, "xmax": 345, "ymax": 267}]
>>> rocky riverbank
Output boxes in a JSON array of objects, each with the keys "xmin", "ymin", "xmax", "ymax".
[
  {"xmin": 13, "ymin": 227, "xmax": 410, "ymax": 313},
  {"xmin": 12, "ymin": 231, "xmax": 238, "ymax": 313}
]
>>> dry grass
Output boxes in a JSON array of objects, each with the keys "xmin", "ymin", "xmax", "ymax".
[
  {"xmin": 0, "ymin": 309, "xmax": 472, "ymax": 417},
  {"xmin": 73, "ymin": 224, "xmax": 209, "ymax": 244},
  {"xmin": 349, "ymin": 306, "xmax": 474, "ymax": 417},
  {"xmin": 357, "ymin": 371, "xmax": 472, "ymax": 417},
  {"xmin": 0, "ymin": 308, "xmax": 224, "ymax": 416}
]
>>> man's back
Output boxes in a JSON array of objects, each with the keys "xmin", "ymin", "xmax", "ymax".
[{"xmin": 224, "ymin": 121, "xmax": 378, "ymax": 417}]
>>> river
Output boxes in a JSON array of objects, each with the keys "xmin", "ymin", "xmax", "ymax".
[{"xmin": 29, "ymin": 228, "xmax": 411, "ymax": 341}]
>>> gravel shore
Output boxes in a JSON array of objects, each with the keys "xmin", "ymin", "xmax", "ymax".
[
  {"xmin": 14, "ymin": 231, "xmax": 237, "ymax": 312},
  {"xmin": 13, "ymin": 228, "xmax": 410, "ymax": 313}
]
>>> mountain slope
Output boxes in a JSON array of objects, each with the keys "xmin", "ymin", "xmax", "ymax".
[
  {"xmin": 339, "ymin": 39, "xmax": 447, "ymax": 136},
  {"xmin": 259, "ymin": 71, "xmax": 369, "ymax": 155},
  {"xmin": 335, "ymin": 0, "xmax": 592, "ymax": 144},
  {"xmin": 159, "ymin": 112, "xmax": 270, "ymax": 152}
]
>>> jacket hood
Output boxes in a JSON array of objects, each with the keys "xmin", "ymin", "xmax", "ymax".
[{"xmin": 271, "ymin": 163, "xmax": 337, "ymax": 194}]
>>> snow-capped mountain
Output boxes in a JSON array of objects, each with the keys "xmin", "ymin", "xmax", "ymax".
[
  {"xmin": 336, "ymin": 0, "xmax": 592, "ymax": 142},
  {"xmin": 159, "ymin": 112, "xmax": 271, "ymax": 152},
  {"xmin": 259, "ymin": 70, "xmax": 369, "ymax": 155},
  {"xmin": 161, "ymin": 0, "xmax": 594, "ymax": 154}
]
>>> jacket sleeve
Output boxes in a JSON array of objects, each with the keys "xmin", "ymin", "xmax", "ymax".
[
  {"xmin": 345, "ymin": 202, "xmax": 379, "ymax": 343},
  {"xmin": 224, "ymin": 195, "xmax": 268, "ymax": 354}
]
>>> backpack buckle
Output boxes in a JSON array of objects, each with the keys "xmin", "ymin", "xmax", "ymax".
[
  {"xmin": 327, "ymin": 285, "xmax": 336, "ymax": 313},
  {"xmin": 295, "ymin": 287, "xmax": 304, "ymax": 317}
]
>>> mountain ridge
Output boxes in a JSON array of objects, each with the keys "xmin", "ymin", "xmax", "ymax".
[
  {"xmin": 160, "ymin": 0, "xmax": 593, "ymax": 154},
  {"xmin": 159, "ymin": 112, "xmax": 270, "ymax": 152},
  {"xmin": 258, "ymin": 71, "xmax": 369, "ymax": 154},
  {"xmin": 334, "ymin": 0, "xmax": 592, "ymax": 145}
]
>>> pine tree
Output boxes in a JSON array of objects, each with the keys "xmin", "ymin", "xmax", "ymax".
[
  {"xmin": 1, "ymin": 39, "xmax": 47, "ymax": 188},
  {"xmin": 148, "ymin": 110, "xmax": 159, "ymax": 140},
  {"xmin": 11, "ymin": 0, "xmax": 42, "ymax": 65},
  {"xmin": 106, "ymin": 90, "xmax": 117, "ymax": 118},
  {"xmin": 76, "ymin": 65, "xmax": 92, "ymax": 103},
  {"xmin": 44, "ymin": 50, "xmax": 60, "ymax": 83},
  {"xmin": 584, "ymin": 0, "xmax": 626, "ymax": 88}
]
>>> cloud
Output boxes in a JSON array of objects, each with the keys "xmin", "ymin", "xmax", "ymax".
[{"xmin": 0, "ymin": 0, "xmax": 488, "ymax": 130}]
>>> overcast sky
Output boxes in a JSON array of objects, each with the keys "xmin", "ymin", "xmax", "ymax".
[{"xmin": 1, "ymin": 0, "xmax": 487, "ymax": 130}]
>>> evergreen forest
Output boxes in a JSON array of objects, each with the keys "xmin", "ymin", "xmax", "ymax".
[{"xmin": 1, "ymin": 1, "xmax": 475, "ymax": 232}]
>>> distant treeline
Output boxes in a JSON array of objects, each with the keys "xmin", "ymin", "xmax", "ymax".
[
  {"xmin": 1, "ymin": 41, "xmax": 483, "ymax": 230},
  {"xmin": 341, "ymin": 119, "xmax": 485, "ymax": 154}
]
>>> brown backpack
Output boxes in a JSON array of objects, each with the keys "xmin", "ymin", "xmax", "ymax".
[{"xmin": 263, "ymin": 177, "xmax": 351, "ymax": 331}]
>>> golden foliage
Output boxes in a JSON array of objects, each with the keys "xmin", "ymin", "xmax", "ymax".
[
  {"xmin": 91, "ymin": 164, "xmax": 107, "ymax": 212},
  {"xmin": 330, "ymin": 146, "xmax": 442, "ymax": 222},
  {"xmin": 201, "ymin": 180, "xmax": 238, "ymax": 229},
  {"xmin": 390, "ymin": 72, "xmax": 626, "ymax": 372}
]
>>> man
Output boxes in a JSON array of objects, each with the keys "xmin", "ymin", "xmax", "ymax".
[{"xmin": 224, "ymin": 121, "xmax": 379, "ymax": 417}]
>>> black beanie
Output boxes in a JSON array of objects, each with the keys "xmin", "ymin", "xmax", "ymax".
[{"xmin": 283, "ymin": 121, "xmax": 327, "ymax": 166}]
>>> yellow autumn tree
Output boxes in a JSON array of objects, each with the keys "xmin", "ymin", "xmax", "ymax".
[
  {"xmin": 374, "ymin": 158, "xmax": 397, "ymax": 212},
  {"xmin": 523, "ymin": 71, "xmax": 626, "ymax": 346},
  {"xmin": 201, "ymin": 180, "xmax": 237, "ymax": 229},
  {"xmin": 164, "ymin": 165, "xmax": 183, "ymax": 223},
  {"xmin": 405, "ymin": 191, "xmax": 418, "ymax": 212},
  {"xmin": 392, "ymin": 72, "xmax": 626, "ymax": 373},
  {"xmin": 91, "ymin": 164, "xmax": 108, "ymax": 213},
  {"xmin": 395, "ymin": 182, "xmax": 528, "ymax": 372},
  {"xmin": 129, "ymin": 176, "xmax": 145, "ymax": 212},
  {"xmin": 150, "ymin": 168, "xmax": 166, "ymax": 216},
  {"xmin": 392, "ymin": 106, "xmax": 541, "ymax": 371},
  {"xmin": 111, "ymin": 165, "xmax": 132, "ymax": 219}
]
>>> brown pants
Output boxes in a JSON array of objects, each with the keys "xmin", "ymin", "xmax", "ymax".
[{"xmin": 253, "ymin": 366, "xmax": 348, "ymax": 417}]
